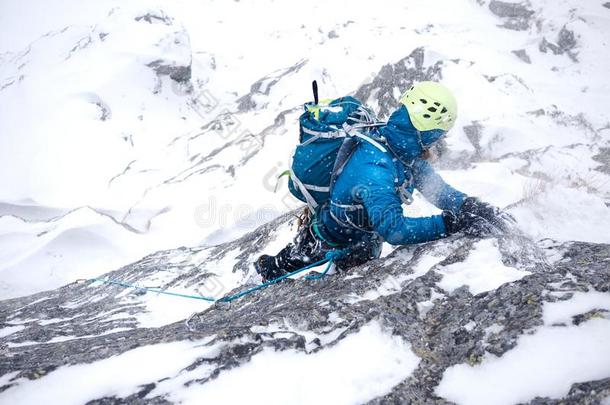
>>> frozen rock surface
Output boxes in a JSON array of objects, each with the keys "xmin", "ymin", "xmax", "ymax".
[
  {"xmin": 488, "ymin": 1, "xmax": 535, "ymax": 31},
  {"xmin": 1, "ymin": 211, "xmax": 608, "ymax": 403}
]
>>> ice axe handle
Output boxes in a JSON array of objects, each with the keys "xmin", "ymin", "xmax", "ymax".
[{"xmin": 312, "ymin": 80, "xmax": 319, "ymax": 104}]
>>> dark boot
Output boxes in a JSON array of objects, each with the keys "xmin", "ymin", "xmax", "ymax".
[
  {"xmin": 254, "ymin": 222, "xmax": 325, "ymax": 283},
  {"xmin": 253, "ymin": 220, "xmax": 375, "ymax": 283},
  {"xmin": 254, "ymin": 254, "xmax": 286, "ymax": 282}
]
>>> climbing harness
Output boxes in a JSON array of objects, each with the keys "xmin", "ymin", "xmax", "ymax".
[{"xmin": 82, "ymin": 249, "xmax": 346, "ymax": 304}]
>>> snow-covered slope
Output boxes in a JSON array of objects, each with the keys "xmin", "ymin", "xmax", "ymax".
[
  {"xmin": 1, "ymin": 0, "xmax": 610, "ymax": 403},
  {"xmin": 1, "ymin": 212, "xmax": 609, "ymax": 404},
  {"xmin": 1, "ymin": 0, "xmax": 609, "ymax": 299}
]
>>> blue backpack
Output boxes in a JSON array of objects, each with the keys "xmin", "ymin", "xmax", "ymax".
[{"xmin": 288, "ymin": 87, "xmax": 384, "ymax": 210}]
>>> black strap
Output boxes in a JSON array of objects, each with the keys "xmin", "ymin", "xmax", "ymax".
[
  {"xmin": 329, "ymin": 136, "xmax": 359, "ymax": 196},
  {"xmin": 312, "ymin": 80, "xmax": 319, "ymax": 104}
]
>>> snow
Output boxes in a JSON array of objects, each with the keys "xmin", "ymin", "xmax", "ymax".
[
  {"xmin": 0, "ymin": 0, "xmax": 608, "ymax": 301},
  {"xmin": 511, "ymin": 184, "xmax": 610, "ymax": 243},
  {"xmin": 0, "ymin": 207, "xmax": 153, "ymax": 298},
  {"xmin": 436, "ymin": 317, "xmax": 610, "ymax": 405},
  {"xmin": 165, "ymin": 321, "xmax": 419, "ymax": 405},
  {"xmin": 250, "ymin": 319, "xmax": 349, "ymax": 352},
  {"xmin": 0, "ymin": 339, "xmax": 218, "ymax": 404},
  {"xmin": 484, "ymin": 323, "xmax": 504, "ymax": 336},
  {"xmin": 439, "ymin": 163, "xmax": 528, "ymax": 209},
  {"xmin": 134, "ymin": 292, "xmax": 212, "ymax": 329},
  {"xmin": 463, "ymin": 321, "xmax": 477, "ymax": 332},
  {"xmin": 436, "ymin": 239, "xmax": 531, "ymax": 295},
  {"xmin": 344, "ymin": 250, "xmax": 445, "ymax": 303},
  {"xmin": 0, "ymin": 325, "xmax": 25, "ymax": 338},
  {"xmin": 0, "ymin": 372, "xmax": 20, "ymax": 390},
  {"xmin": 416, "ymin": 290, "xmax": 445, "ymax": 319},
  {"xmin": 543, "ymin": 291, "xmax": 610, "ymax": 325}
]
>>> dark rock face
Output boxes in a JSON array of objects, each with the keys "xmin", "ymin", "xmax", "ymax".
[
  {"xmin": 135, "ymin": 12, "xmax": 172, "ymax": 25},
  {"xmin": 463, "ymin": 122, "xmax": 484, "ymax": 158},
  {"xmin": 488, "ymin": 1, "xmax": 535, "ymax": 31},
  {"xmin": 147, "ymin": 59, "xmax": 192, "ymax": 83},
  {"xmin": 1, "ymin": 210, "xmax": 609, "ymax": 403},
  {"xmin": 327, "ymin": 30, "xmax": 339, "ymax": 39},
  {"xmin": 539, "ymin": 26, "xmax": 579, "ymax": 61},
  {"xmin": 236, "ymin": 59, "xmax": 307, "ymax": 112},
  {"xmin": 354, "ymin": 47, "xmax": 444, "ymax": 120},
  {"xmin": 512, "ymin": 48, "xmax": 532, "ymax": 64},
  {"xmin": 141, "ymin": 13, "xmax": 193, "ymax": 85},
  {"xmin": 594, "ymin": 147, "xmax": 610, "ymax": 175}
]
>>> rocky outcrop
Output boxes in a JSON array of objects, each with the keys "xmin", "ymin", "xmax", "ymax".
[
  {"xmin": 140, "ymin": 11, "xmax": 193, "ymax": 85},
  {"xmin": 539, "ymin": 26, "xmax": 579, "ymax": 62},
  {"xmin": 354, "ymin": 47, "xmax": 444, "ymax": 120},
  {"xmin": 512, "ymin": 49, "xmax": 532, "ymax": 64},
  {"xmin": 1, "ymin": 210, "xmax": 608, "ymax": 403},
  {"xmin": 594, "ymin": 147, "xmax": 610, "ymax": 176},
  {"xmin": 236, "ymin": 59, "xmax": 308, "ymax": 112},
  {"xmin": 146, "ymin": 29, "xmax": 192, "ymax": 84},
  {"xmin": 488, "ymin": 1, "xmax": 535, "ymax": 31},
  {"xmin": 147, "ymin": 58, "xmax": 191, "ymax": 84}
]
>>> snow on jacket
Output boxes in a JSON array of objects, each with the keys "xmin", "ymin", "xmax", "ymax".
[{"xmin": 317, "ymin": 105, "xmax": 467, "ymax": 246}]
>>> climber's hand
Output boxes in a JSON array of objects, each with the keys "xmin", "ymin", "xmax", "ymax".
[
  {"xmin": 443, "ymin": 198, "xmax": 516, "ymax": 237},
  {"xmin": 459, "ymin": 197, "xmax": 516, "ymax": 235},
  {"xmin": 441, "ymin": 210, "xmax": 460, "ymax": 235}
]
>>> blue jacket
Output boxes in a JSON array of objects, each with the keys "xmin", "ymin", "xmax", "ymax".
[{"xmin": 317, "ymin": 105, "xmax": 467, "ymax": 246}]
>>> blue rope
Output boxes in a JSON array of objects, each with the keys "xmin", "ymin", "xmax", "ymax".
[
  {"xmin": 88, "ymin": 278, "xmax": 217, "ymax": 301},
  {"xmin": 217, "ymin": 253, "xmax": 336, "ymax": 303},
  {"xmin": 304, "ymin": 250, "xmax": 344, "ymax": 281},
  {"xmin": 88, "ymin": 250, "xmax": 346, "ymax": 304}
]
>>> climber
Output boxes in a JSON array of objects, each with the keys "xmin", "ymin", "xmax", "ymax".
[{"xmin": 255, "ymin": 81, "xmax": 515, "ymax": 282}]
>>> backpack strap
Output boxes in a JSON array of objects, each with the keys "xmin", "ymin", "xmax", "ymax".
[
  {"xmin": 351, "ymin": 131, "xmax": 387, "ymax": 152},
  {"xmin": 342, "ymin": 123, "xmax": 387, "ymax": 151},
  {"xmin": 327, "ymin": 123, "xmax": 389, "ymax": 195},
  {"xmin": 300, "ymin": 127, "xmax": 346, "ymax": 146},
  {"xmin": 328, "ymin": 136, "xmax": 359, "ymax": 192},
  {"xmin": 289, "ymin": 167, "xmax": 320, "ymax": 210},
  {"xmin": 300, "ymin": 121, "xmax": 386, "ymax": 146}
]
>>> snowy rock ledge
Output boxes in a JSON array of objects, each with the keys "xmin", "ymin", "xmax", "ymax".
[{"xmin": 0, "ymin": 212, "xmax": 609, "ymax": 404}]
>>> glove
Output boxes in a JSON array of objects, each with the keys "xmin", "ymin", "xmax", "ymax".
[
  {"xmin": 442, "ymin": 198, "xmax": 516, "ymax": 237},
  {"xmin": 442, "ymin": 209, "xmax": 493, "ymax": 236},
  {"xmin": 460, "ymin": 197, "xmax": 516, "ymax": 233},
  {"xmin": 441, "ymin": 210, "xmax": 460, "ymax": 235}
]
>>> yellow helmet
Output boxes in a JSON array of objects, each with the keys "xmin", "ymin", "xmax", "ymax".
[{"xmin": 399, "ymin": 81, "xmax": 458, "ymax": 132}]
